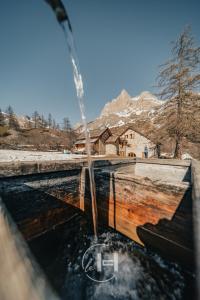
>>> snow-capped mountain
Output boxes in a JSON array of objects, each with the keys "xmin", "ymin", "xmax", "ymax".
[
  {"xmin": 100, "ymin": 90, "xmax": 161, "ymax": 118},
  {"xmin": 82, "ymin": 90, "xmax": 163, "ymax": 131}
]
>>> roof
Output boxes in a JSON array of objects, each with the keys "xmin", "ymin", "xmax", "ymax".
[
  {"xmin": 77, "ymin": 127, "xmax": 109, "ymax": 140},
  {"xmin": 110, "ymin": 124, "xmax": 151, "ymax": 141},
  {"xmin": 109, "ymin": 124, "xmax": 134, "ymax": 136},
  {"xmin": 75, "ymin": 138, "xmax": 98, "ymax": 145},
  {"xmin": 105, "ymin": 135, "xmax": 119, "ymax": 144}
]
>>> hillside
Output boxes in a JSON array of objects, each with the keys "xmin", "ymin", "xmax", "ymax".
[
  {"xmin": 0, "ymin": 108, "xmax": 77, "ymax": 151},
  {"xmin": 0, "ymin": 127, "xmax": 76, "ymax": 151}
]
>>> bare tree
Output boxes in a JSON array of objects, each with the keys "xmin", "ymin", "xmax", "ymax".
[{"xmin": 157, "ymin": 26, "xmax": 200, "ymax": 158}]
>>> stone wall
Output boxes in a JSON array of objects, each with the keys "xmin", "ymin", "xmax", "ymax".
[{"xmin": 120, "ymin": 129, "xmax": 155, "ymax": 157}]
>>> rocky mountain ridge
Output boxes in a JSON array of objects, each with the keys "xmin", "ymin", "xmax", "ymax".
[
  {"xmin": 82, "ymin": 89, "xmax": 164, "ymax": 131},
  {"xmin": 100, "ymin": 89, "xmax": 162, "ymax": 118}
]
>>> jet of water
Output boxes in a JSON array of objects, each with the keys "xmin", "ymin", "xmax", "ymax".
[{"xmin": 44, "ymin": 0, "xmax": 98, "ymax": 239}]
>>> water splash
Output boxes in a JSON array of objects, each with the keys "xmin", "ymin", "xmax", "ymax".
[
  {"xmin": 30, "ymin": 221, "xmax": 192, "ymax": 300},
  {"xmin": 60, "ymin": 22, "xmax": 98, "ymax": 239}
]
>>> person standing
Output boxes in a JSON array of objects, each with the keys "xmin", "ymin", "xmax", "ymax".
[{"xmin": 144, "ymin": 145, "xmax": 148, "ymax": 158}]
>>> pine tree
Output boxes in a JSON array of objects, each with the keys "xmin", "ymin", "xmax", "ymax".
[
  {"xmin": 157, "ymin": 26, "xmax": 200, "ymax": 158},
  {"xmin": 32, "ymin": 111, "xmax": 39, "ymax": 129},
  {"xmin": 6, "ymin": 105, "xmax": 19, "ymax": 130},
  {"xmin": 6, "ymin": 105, "xmax": 14, "ymax": 116},
  {"xmin": 52, "ymin": 119, "xmax": 56, "ymax": 129},
  {"xmin": 25, "ymin": 115, "xmax": 32, "ymax": 129},
  {"xmin": 63, "ymin": 117, "xmax": 71, "ymax": 132},
  {"xmin": 41, "ymin": 115, "xmax": 48, "ymax": 128},
  {"xmin": 48, "ymin": 113, "xmax": 52, "ymax": 129},
  {"xmin": 0, "ymin": 109, "xmax": 5, "ymax": 126}
]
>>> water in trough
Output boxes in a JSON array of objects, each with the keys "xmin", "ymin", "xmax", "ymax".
[{"xmin": 28, "ymin": 216, "xmax": 194, "ymax": 300}]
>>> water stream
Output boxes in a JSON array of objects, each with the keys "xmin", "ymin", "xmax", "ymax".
[
  {"xmin": 61, "ymin": 22, "xmax": 98, "ymax": 239},
  {"xmin": 45, "ymin": 1, "xmax": 98, "ymax": 238}
]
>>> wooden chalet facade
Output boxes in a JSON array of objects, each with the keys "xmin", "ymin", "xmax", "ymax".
[{"xmin": 74, "ymin": 128, "xmax": 111, "ymax": 155}]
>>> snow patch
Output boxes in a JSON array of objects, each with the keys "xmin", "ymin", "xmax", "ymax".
[
  {"xmin": 135, "ymin": 110, "xmax": 143, "ymax": 115},
  {"xmin": 182, "ymin": 153, "xmax": 193, "ymax": 160},
  {"xmin": 0, "ymin": 150, "xmax": 84, "ymax": 162},
  {"xmin": 117, "ymin": 120, "xmax": 125, "ymax": 126},
  {"xmin": 115, "ymin": 110, "xmax": 132, "ymax": 117}
]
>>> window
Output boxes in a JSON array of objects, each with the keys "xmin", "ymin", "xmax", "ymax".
[
  {"xmin": 128, "ymin": 152, "xmax": 136, "ymax": 157},
  {"xmin": 125, "ymin": 135, "xmax": 128, "ymax": 139}
]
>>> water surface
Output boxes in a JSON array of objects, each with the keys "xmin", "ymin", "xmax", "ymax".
[{"xmin": 28, "ymin": 216, "xmax": 194, "ymax": 300}]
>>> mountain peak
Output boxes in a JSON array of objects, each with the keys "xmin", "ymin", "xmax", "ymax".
[
  {"xmin": 100, "ymin": 89, "xmax": 161, "ymax": 118},
  {"xmin": 100, "ymin": 89, "xmax": 132, "ymax": 117},
  {"xmin": 137, "ymin": 91, "xmax": 161, "ymax": 106},
  {"xmin": 119, "ymin": 89, "xmax": 130, "ymax": 98},
  {"xmin": 139, "ymin": 91, "xmax": 157, "ymax": 100}
]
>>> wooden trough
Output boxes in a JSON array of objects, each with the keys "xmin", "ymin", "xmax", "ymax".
[{"xmin": 0, "ymin": 157, "xmax": 199, "ymax": 298}]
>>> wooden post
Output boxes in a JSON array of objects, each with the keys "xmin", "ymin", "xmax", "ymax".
[{"xmin": 79, "ymin": 167, "xmax": 86, "ymax": 211}]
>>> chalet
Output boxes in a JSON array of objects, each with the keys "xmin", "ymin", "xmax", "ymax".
[
  {"xmin": 106, "ymin": 125, "xmax": 156, "ymax": 158},
  {"xmin": 74, "ymin": 125, "xmax": 156, "ymax": 158},
  {"xmin": 74, "ymin": 128, "xmax": 111, "ymax": 155}
]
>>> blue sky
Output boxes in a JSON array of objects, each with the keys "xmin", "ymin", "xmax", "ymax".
[{"xmin": 0, "ymin": 0, "xmax": 199, "ymax": 126}]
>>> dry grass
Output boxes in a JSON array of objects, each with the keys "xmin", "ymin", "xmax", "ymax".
[
  {"xmin": 0, "ymin": 128, "xmax": 77, "ymax": 151},
  {"xmin": 0, "ymin": 126, "xmax": 10, "ymax": 137}
]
